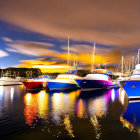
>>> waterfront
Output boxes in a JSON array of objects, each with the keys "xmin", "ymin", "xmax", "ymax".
[{"xmin": 0, "ymin": 85, "xmax": 139, "ymax": 140}]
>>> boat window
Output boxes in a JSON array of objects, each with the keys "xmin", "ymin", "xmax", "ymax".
[
  {"xmin": 92, "ymin": 69, "xmax": 107, "ymax": 73},
  {"xmin": 132, "ymin": 85, "xmax": 136, "ymax": 88},
  {"xmin": 76, "ymin": 70, "xmax": 90, "ymax": 77},
  {"xmin": 133, "ymin": 70, "xmax": 140, "ymax": 75},
  {"xmin": 57, "ymin": 74, "xmax": 78, "ymax": 79},
  {"xmin": 67, "ymin": 69, "xmax": 90, "ymax": 77}
]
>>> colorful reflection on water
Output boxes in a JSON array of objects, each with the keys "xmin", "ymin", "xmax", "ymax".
[
  {"xmin": 0, "ymin": 86, "xmax": 140, "ymax": 139},
  {"xmin": 24, "ymin": 90, "xmax": 49, "ymax": 126},
  {"xmin": 22, "ymin": 88, "xmax": 127, "ymax": 138},
  {"xmin": 77, "ymin": 99, "xmax": 85, "ymax": 118}
]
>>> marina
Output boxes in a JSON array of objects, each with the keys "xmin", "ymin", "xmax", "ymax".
[
  {"xmin": 0, "ymin": 47, "xmax": 140, "ymax": 140},
  {"xmin": 0, "ymin": 0, "xmax": 140, "ymax": 139}
]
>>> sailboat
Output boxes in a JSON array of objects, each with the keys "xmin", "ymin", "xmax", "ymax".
[
  {"xmin": 116, "ymin": 56, "xmax": 129, "ymax": 81},
  {"xmin": 120, "ymin": 49, "xmax": 140, "ymax": 99},
  {"xmin": 114, "ymin": 56, "xmax": 129, "ymax": 87},
  {"xmin": 47, "ymin": 37, "xmax": 80, "ymax": 91},
  {"xmin": 75, "ymin": 43, "xmax": 114, "ymax": 90}
]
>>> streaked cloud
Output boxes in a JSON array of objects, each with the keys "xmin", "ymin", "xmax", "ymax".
[
  {"xmin": 0, "ymin": 0, "xmax": 139, "ymax": 47},
  {"xmin": 0, "ymin": 50, "xmax": 8, "ymax": 57},
  {"xmin": 61, "ymin": 44, "xmax": 111, "ymax": 55},
  {"xmin": 1, "ymin": 37, "xmax": 13, "ymax": 42},
  {"xmin": 5, "ymin": 38, "xmax": 58, "ymax": 57}
]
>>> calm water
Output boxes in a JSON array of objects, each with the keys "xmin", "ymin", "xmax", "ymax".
[{"xmin": 0, "ymin": 85, "xmax": 140, "ymax": 140}]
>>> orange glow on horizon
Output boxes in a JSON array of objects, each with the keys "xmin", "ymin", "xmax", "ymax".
[{"xmin": 16, "ymin": 52, "xmax": 112, "ymax": 73}]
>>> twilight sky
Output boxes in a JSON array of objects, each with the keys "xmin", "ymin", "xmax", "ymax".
[{"xmin": 0, "ymin": 0, "xmax": 139, "ymax": 68}]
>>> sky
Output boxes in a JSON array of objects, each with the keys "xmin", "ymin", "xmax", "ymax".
[{"xmin": 0, "ymin": 0, "xmax": 139, "ymax": 70}]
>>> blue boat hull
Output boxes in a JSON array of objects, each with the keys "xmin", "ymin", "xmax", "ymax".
[
  {"xmin": 75, "ymin": 79, "xmax": 114, "ymax": 90},
  {"xmin": 47, "ymin": 82, "xmax": 79, "ymax": 90},
  {"xmin": 120, "ymin": 80, "xmax": 140, "ymax": 99}
]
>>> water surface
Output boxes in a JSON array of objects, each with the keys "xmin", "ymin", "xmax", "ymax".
[{"xmin": 0, "ymin": 85, "xmax": 139, "ymax": 140}]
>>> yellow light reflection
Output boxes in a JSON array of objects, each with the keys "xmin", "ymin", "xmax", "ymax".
[
  {"xmin": 64, "ymin": 114, "xmax": 75, "ymax": 138},
  {"xmin": 119, "ymin": 88, "xmax": 126, "ymax": 105},
  {"xmin": 51, "ymin": 90, "xmax": 79, "ymax": 124},
  {"xmin": 20, "ymin": 84, "xmax": 24, "ymax": 89},
  {"xmin": 120, "ymin": 116, "xmax": 135, "ymax": 132},
  {"xmin": 38, "ymin": 90, "xmax": 49, "ymax": 118},
  {"xmin": 25, "ymin": 93, "xmax": 32, "ymax": 105},
  {"xmin": 90, "ymin": 115, "xmax": 101, "ymax": 139},
  {"xmin": 88, "ymin": 97, "xmax": 107, "ymax": 118}
]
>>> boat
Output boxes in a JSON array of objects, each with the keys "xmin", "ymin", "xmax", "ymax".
[
  {"xmin": 0, "ymin": 72, "xmax": 22, "ymax": 86},
  {"xmin": 75, "ymin": 69, "xmax": 114, "ymax": 90},
  {"xmin": 22, "ymin": 76, "xmax": 48, "ymax": 91},
  {"xmin": 120, "ymin": 64, "xmax": 140, "ymax": 99},
  {"xmin": 47, "ymin": 71, "xmax": 81, "ymax": 91},
  {"xmin": 0, "ymin": 77, "xmax": 22, "ymax": 86}
]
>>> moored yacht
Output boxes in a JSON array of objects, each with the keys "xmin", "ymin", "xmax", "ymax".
[
  {"xmin": 0, "ymin": 72, "xmax": 22, "ymax": 86},
  {"xmin": 47, "ymin": 72, "xmax": 81, "ymax": 91},
  {"xmin": 120, "ymin": 64, "xmax": 140, "ymax": 99},
  {"xmin": 22, "ymin": 76, "xmax": 48, "ymax": 91},
  {"xmin": 0, "ymin": 77, "xmax": 22, "ymax": 86},
  {"xmin": 75, "ymin": 69, "xmax": 114, "ymax": 90}
]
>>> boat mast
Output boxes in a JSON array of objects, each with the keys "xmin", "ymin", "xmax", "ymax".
[
  {"xmin": 67, "ymin": 36, "xmax": 70, "ymax": 70},
  {"xmin": 128, "ymin": 58, "xmax": 130, "ymax": 74},
  {"xmin": 76, "ymin": 55, "xmax": 78, "ymax": 69},
  {"xmin": 73, "ymin": 52, "xmax": 76, "ymax": 68},
  {"xmin": 92, "ymin": 42, "xmax": 96, "ymax": 72},
  {"xmin": 132, "ymin": 56, "xmax": 134, "ymax": 69},
  {"xmin": 138, "ymin": 49, "xmax": 140, "ymax": 64},
  {"xmin": 121, "ymin": 56, "xmax": 124, "ymax": 76}
]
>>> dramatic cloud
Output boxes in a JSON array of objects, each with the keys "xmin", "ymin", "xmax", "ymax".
[
  {"xmin": 5, "ymin": 38, "xmax": 58, "ymax": 56},
  {"xmin": 0, "ymin": 0, "xmax": 140, "ymax": 47},
  {"xmin": 0, "ymin": 50, "xmax": 8, "ymax": 57},
  {"xmin": 17, "ymin": 57, "xmax": 68, "ymax": 73},
  {"xmin": 61, "ymin": 44, "xmax": 135, "ymax": 64}
]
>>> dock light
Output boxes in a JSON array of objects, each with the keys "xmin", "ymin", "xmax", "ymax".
[
  {"xmin": 111, "ymin": 89, "xmax": 115, "ymax": 102},
  {"xmin": 119, "ymin": 89, "xmax": 125, "ymax": 105},
  {"xmin": 38, "ymin": 90, "xmax": 46, "ymax": 98},
  {"xmin": 0, "ymin": 86, "xmax": 4, "ymax": 100},
  {"xmin": 25, "ymin": 93, "xmax": 32, "ymax": 105},
  {"xmin": 10, "ymin": 87, "xmax": 14, "ymax": 101}
]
